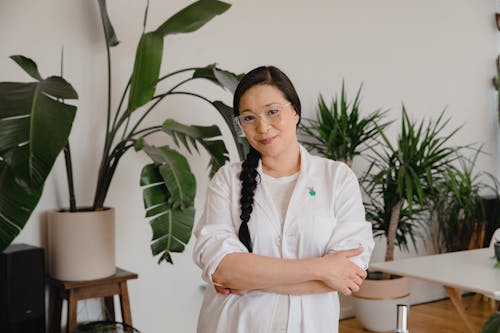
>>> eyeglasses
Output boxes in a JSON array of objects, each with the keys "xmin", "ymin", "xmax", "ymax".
[{"xmin": 236, "ymin": 102, "xmax": 293, "ymax": 128}]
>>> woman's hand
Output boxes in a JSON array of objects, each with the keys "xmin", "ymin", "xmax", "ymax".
[
  {"xmin": 214, "ymin": 284, "xmax": 250, "ymax": 296},
  {"xmin": 317, "ymin": 248, "xmax": 367, "ymax": 296}
]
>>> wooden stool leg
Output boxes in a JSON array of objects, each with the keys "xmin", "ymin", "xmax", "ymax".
[
  {"xmin": 104, "ymin": 296, "xmax": 116, "ymax": 321},
  {"xmin": 119, "ymin": 281, "xmax": 132, "ymax": 326},
  {"xmin": 48, "ymin": 285, "xmax": 63, "ymax": 333},
  {"xmin": 67, "ymin": 291, "xmax": 78, "ymax": 333}
]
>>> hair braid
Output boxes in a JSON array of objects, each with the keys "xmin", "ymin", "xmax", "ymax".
[
  {"xmin": 238, "ymin": 146, "xmax": 261, "ymax": 252},
  {"xmin": 233, "ymin": 65, "xmax": 301, "ymax": 253}
]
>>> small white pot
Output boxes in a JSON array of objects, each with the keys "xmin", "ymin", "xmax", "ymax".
[
  {"xmin": 352, "ymin": 275, "xmax": 410, "ymax": 332},
  {"xmin": 48, "ymin": 207, "xmax": 115, "ymax": 281}
]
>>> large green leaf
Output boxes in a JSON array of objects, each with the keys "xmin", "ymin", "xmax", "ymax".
[
  {"xmin": 481, "ymin": 312, "xmax": 500, "ymax": 333},
  {"xmin": 162, "ymin": 119, "xmax": 229, "ymax": 176},
  {"xmin": 0, "ymin": 56, "xmax": 78, "ymax": 251},
  {"xmin": 156, "ymin": 0, "xmax": 230, "ymax": 37},
  {"xmin": 141, "ymin": 143, "xmax": 196, "ymax": 208},
  {"xmin": 150, "ymin": 207, "xmax": 195, "ymax": 264},
  {"xmin": 0, "ymin": 78, "xmax": 77, "ymax": 189},
  {"xmin": 10, "ymin": 55, "xmax": 42, "ymax": 80},
  {"xmin": 0, "ymin": 160, "xmax": 43, "ymax": 249},
  {"xmin": 192, "ymin": 65, "xmax": 242, "ymax": 94},
  {"xmin": 128, "ymin": 32, "xmax": 163, "ymax": 111},
  {"xmin": 128, "ymin": 1, "xmax": 231, "ymax": 112},
  {"xmin": 140, "ymin": 161, "xmax": 195, "ymax": 264}
]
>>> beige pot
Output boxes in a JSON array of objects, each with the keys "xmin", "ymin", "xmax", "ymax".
[
  {"xmin": 48, "ymin": 207, "xmax": 116, "ymax": 281},
  {"xmin": 352, "ymin": 274, "xmax": 410, "ymax": 332}
]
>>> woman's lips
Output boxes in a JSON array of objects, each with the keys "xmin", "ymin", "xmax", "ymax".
[{"xmin": 259, "ymin": 136, "xmax": 277, "ymax": 145}]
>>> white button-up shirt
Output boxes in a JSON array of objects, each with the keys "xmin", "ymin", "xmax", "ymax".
[{"xmin": 193, "ymin": 145, "xmax": 374, "ymax": 333}]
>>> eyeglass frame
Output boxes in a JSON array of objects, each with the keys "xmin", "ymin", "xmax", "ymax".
[{"xmin": 235, "ymin": 102, "xmax": 294, "ymax": 128}]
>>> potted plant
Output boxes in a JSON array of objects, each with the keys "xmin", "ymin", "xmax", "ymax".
[
  {"xmin": 299, "ymin": 82, "xmax": 389, "ymax": 168},
  {"xmin": 352, "ymin": 107, "xmax": 460, "ymax": 332},
  {"xmin": 431, "ymin": 150, "xmax": 499, "ymax": 253},
  {"xmin": 0, "ymin": 0, "xmax": 243, "ymax": 281},
  {"xmin": 481, "ymin": 312, "xmax": 500, "ymax": 333}
]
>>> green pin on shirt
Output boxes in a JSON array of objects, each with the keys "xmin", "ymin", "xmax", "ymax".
[{"xmin": 308, "ymin": 186, "xmax": 316, "ymax": 196}]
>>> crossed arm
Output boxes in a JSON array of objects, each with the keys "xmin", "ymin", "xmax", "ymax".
[{"xmin": 212, "ymin": 248, "xmax": 366, "ymax": 296}]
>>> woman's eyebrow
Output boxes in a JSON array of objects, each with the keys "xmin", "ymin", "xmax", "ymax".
[{"xmin": 240, "ymin": 102, "xmax": 284, "ymax": 113}]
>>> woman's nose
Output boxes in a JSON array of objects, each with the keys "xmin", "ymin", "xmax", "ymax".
[{"xmin": 255, "ymin": 117, "xmax": 271, "ymax": 132}]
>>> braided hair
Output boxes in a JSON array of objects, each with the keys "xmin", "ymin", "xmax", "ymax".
[{"xmin": 233, "ymin": 66, "xmax": 301, "ymax": 252}]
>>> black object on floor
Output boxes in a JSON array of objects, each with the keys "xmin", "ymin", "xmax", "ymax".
[{"xmin": 0, "ymin": 243, "xmax": 45, "ymax": 333}]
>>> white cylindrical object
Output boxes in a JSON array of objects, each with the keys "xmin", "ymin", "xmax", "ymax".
[
  {"xmin": 395, "ymin": 304, "xmax": 409, "ymax": 333},
  {"xmin": 48, "ymin": 207, "xmax": 116, "ymax": 281}
]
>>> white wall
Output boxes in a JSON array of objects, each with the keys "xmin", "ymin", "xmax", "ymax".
[{"xmin": 2, "ymin": 0, "xmax": 499, "ymax": 332}]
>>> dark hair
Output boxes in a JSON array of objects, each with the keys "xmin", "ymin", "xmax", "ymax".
[{"xmin": 233, "ymin": 66, "xmax": 301, "ymax": 252}]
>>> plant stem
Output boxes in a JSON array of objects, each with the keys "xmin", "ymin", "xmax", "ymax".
[
  {"xmin": 93, "ymin": 4, "xmax": 114, "ymax": 211},
  {"xmin": 111, "ymin": 77, "xmax": 131, "ymax": 131},
  {"xmin": 63, "ymin": 142, "xmax": 76, "ymax": 212},
  {"xmin": 131, "ymin": 126, "xmax": 162, "ymax": 138},
  {"xmin": 385, "ymin": 199, "xmax": 404, "ymax": 263},
  {"xmin": 157, "ymin": 67, "xmax": 198, "ymax": 83},
  {"xmin": 122, "ymin": 78, "xmax": 196, "ymax": 142}
]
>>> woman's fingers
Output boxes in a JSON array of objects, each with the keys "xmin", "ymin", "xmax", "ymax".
[{"xmin": 214, "ymin": 284, "xmax": 231, "ymax": 296}]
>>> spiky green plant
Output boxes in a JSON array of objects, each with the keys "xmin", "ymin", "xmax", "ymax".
[
  {"xmin": 363, "ymin": 107, "xmax": 460, "ymax": 262},
  {"xmin": 432, "ymin": 149, "xmax": 499, "ymax": 252},
  {"xmin": 299, "ymin": 82, "xmax": 389, "ymax": 167},
  {"xmin": 481, "ymin": 311, "xmax": 500, "ymax": 333}
]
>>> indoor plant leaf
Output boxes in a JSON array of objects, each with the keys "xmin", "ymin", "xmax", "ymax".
[
  {"xmin": 128, "ymin": 31, "xmax": 163, "ymax": 111},
  {"xmin": 10, "ymin": 55, "xmax": 42, "ymax": 80},
  {"xmin": 97, "ymin": 0, "xmax": 120, "ymax": 47},
  {"xmin": 150, "ymin": 207, "xmax": 195, "ymax": 264},
  {"xmin": 162, "ymin": 119, "xmax": 229, "ymax": 176},
  {"xmin": 141, "ymin": 143, "xmax": 196, "ymax": 208},
  {"xmin": 0, "ymin": 160, "xmax": 43, "ymax": 249},
  {"xmin": 192, "ymin": 65, "xmax": 243, "ymax": 94},
  {"xmin": 155, "ymin": 0, "xmax": 230, "ymax": 36},
  {"xmin": 140, "ymin": 162, "xmax": 195, "ymax": 264},
  {"xmin": 0, "ymin": 57, "xmax": 78, "ymax": 251},
  {"xmin": 481, "ymin": 311, "xmax": 500, "ymax": 333}
]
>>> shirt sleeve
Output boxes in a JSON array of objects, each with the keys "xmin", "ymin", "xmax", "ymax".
[
  {"xmin": 325, "ymin": 163, "xmax": 374, "ymax": 270},
  {"xmin": 192, "ymin": 166, "xmax": 249, "ymax": 284}
]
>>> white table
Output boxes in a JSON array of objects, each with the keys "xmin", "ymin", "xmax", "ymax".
[{"xmin": 370, "ymin": 248, "xmax": 500, "ymax": 333}]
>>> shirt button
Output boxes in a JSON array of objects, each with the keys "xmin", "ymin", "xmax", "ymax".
[{"xmin": 275, "ymin": 236, "xmax": 281, "ymax": 246}]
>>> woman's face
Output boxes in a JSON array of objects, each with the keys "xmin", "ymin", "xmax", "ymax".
[{"xmin": 238, "ymin": 84, "xmax": 300, "ymax": 159}]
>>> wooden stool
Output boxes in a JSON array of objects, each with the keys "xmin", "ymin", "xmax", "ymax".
[{"xmin": 47, "ymin": 267, "xmax": 138, "ymax": 333}]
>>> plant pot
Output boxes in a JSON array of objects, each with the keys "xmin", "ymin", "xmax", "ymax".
[
  {"xmin": 352, "ymin": 272, "xmax": 410, "ymax": 332},
  {"xmin": 48, "ymin": 207, "xmax": 115, "ymax": 281}
]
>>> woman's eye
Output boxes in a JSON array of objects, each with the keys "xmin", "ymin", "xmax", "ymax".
[
  {"xmin": 242, "ymin": 115, "xmax": 256, "ymax": 122},
  {"xmin": 268, "ymin": 109, "xmax": 280, "ymax": 117}
]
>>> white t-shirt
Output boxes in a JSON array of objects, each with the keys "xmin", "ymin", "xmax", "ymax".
[{"xmin": 262, "ymin": 172, "xmax": 299, "ymax": 333}]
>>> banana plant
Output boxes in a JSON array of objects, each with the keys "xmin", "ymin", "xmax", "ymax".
[
  {"xmin": 0, "ymin": 57, "xmax": 78, "ymax": 248},
  {"xmin": 0, "ymin": 0, "xmax": 244, "ymax": 265}
]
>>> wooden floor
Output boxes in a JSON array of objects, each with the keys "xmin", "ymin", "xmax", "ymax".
[{"xmin": 339, "ymin": 295, "xmax": 497, "ymax": 333}]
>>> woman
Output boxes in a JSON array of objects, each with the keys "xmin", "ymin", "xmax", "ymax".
[{"xmin": 193, "ymin": 66, "xmax": 374, "ymax": 333}]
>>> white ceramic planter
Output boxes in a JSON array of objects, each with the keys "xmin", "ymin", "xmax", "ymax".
[
  {"xmin": 352, "ymin": 276, "xmax": 410, "ymax": 332},
  {"xmin": 48, "ymin": 207, "xmax": 115, "ymax": 281}
]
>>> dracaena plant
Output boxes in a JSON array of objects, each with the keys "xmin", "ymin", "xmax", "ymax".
[
  {"xmin": 299, "ymin": 82, "xmax": 389, "ymax": 168},
  {"xmin": 431, "ymin": 148, "xmax": 499, "ymax": 252},
  {"xmin": 362, "ymin": 107, "xmax": 460, "ymax": 263},
  {"xmin": 0, "ymin": 0, "xmax": 245, "ymax": 264}
]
